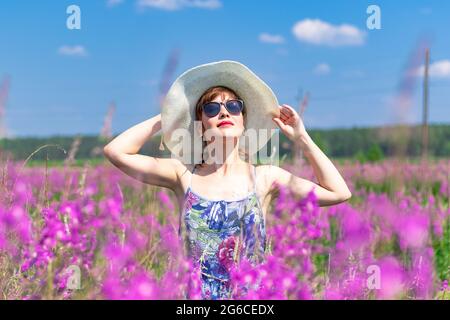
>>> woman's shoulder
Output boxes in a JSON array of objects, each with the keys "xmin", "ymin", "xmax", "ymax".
[
  {"xmin": 254, "ymin": 163, "xmax": 279, "ymax": 175},
  {"xmin": 174, "ymin": 161, "xmax": 196, "ymax": 177},
  {"xmin": 254, "ymin": 164, "xmax": 280, "ymax": 188}
]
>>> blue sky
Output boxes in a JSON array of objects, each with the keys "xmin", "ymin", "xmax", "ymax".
[{"xmin": 0, "ymin": 0, "xmax": 449, "ymax": 137}]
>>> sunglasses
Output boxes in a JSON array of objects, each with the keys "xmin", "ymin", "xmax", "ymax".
[{"xmin": 202, "ymin": 99, "xmax": 244, "ymax": 118}]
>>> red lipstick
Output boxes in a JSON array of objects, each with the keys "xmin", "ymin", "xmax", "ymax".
[{"xmin": 217, "ymin": 121, "xmax": 234, "ymax": 127}]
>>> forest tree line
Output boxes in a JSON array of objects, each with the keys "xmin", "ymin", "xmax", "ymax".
[{"xmin": 0, "ymin": 124, "xmax": 449, "ymax": 163}]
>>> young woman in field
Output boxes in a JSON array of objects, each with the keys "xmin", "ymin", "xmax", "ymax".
[{"xmin": 103, "ymin": 60, "xmax": 351, "ymax": 299}]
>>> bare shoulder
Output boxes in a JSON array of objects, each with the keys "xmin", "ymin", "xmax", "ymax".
[
  {"xmin": 254, "ymin": 164, "xmax": 281, "ymax": 193},
  {"xmin": 175, "ymin": 160, "xmax": 194, "ymax": 181},
  {"xmin": 166, "ymin": 158, "xmax": 192, "ymax": 182},
  {"xmin": 256, "ymin": 164, "xmax": 311, "ymax": 192},
  {"xmin": 255, "ymin": 164, "xmax": 298, "ymax": 194},
  {"xmin": 255, "ymin": 164, "xmax": 283, "ymax": 180}
]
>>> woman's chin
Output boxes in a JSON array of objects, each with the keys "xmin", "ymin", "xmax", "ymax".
[
  {"xmin": 209, "ymin": 128, "xmax": 240, "ymax": 138},
  {"xmin": 221, "ymin": 131, "xmax": 241, "ymax": 139}
]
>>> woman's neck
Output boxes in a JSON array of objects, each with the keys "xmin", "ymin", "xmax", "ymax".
[{"xmin": 202, "ymin": 140, "xmax": 248, "ymax": 176}]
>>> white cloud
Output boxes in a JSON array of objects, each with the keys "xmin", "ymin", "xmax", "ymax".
[
  {"xmin": 259, "ymin": 33, "xmax": 285, "ymax": 44},
  {"xmin": 57, "ymin": 45, "xmax": 88, "ymax": 57},
  {"xmin": 416, "ymin": 60, "xmax": 450, "ymax": 79},
  {"xmin": 137, "ymin": 0, "xmax": 222, "ymax": 10},
  {"xmin": 313, "ymin": 63, "xmax": 331, "ymax": 75},
  {"xmin": 107, "ymin": 0, "xmax": 124, "ymax": 7},
  {"xmin": 292, "ymin": 19, "xmax": 366, "ymax": 47}
]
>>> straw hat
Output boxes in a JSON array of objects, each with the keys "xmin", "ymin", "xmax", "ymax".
[{"xmin": 160, "ymin": 60, "xmax": 279, "ymax": 164}]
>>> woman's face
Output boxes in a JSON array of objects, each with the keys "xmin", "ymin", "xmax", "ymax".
[{"xmin": 201, "ymin": 93, "xmax": 245, "ymax": 140}]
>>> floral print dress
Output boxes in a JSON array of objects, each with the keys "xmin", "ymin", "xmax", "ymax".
[{"xmin": 182, "ymin": 165, "xmax": 267, "ymax": 300}]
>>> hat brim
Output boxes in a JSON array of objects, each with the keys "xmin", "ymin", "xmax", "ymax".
[{"xmin": 161, "ymin": 60, "xmax": 279, "ymax": 164}]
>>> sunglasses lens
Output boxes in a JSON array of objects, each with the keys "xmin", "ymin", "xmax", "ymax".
[
  {"xmin": 203, "ymin": 102, "xmax": 220, "ymax": 117},
  {"xmin": 226, "ymin": 100, "xmax": 243, "ymax": 114}
]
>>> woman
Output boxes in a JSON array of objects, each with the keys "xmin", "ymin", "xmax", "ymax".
[{"xmin": 103, "ymin": 61, "xmax": 352, "ymax": 299}]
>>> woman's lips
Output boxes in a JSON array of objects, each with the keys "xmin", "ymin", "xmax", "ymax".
[{"xmin": 218, "ymin": 121, "xmax": 234, "ymax": 127}]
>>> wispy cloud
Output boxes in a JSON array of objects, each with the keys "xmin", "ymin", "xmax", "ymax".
[
  {"xmin": 292, "ymin": 19, "xmax": 366, "ymax": 47},
  {"xmin": 137, "ymin": 0, "xmax": 222, "ymax": 11},
  {"xmin": 259, "ymin": 33, "xmax": 285, "ymax": 44},
  {"xmin": 107, "ymin": 0, "xmax": 125, "ymax": 8},
  {"xmin": 416, "ymin": 60, "xmax": 450, "ymax": 79},
  {"xmin": 313, "ymin": 63, "xmax": 331, "ymax": 75},
  {"xmin": 57, "ymin": 45, "xmax": 88, "ymax": 57}
]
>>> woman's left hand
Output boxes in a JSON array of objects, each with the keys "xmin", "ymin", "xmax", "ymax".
[{"xmin": 272, "ymin": 104, "xmax": 307, "ymax": 141}]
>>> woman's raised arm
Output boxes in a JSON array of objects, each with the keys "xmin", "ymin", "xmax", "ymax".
[
  {"xmin": 271, "ymin": 104, "xmax": 352, "ymax": 206},
  {"xmin": 103, "ymin": 114, "xmax": 183, "ymax": 191}
]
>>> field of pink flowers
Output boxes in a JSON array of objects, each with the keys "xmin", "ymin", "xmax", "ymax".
[{"xmin": 0, "ymin": 158, "xmax": 449, "ymax": 300}]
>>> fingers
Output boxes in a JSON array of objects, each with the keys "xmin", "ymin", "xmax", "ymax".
[
  {"xmin": 281, "ymin": 104, "xmax": 296, "ymax": 113},
  {"xmin": 272, "ymin": 117, "xmax": 285, "ymax": 129},
  {"xmin": 279, "ymin": 108, "xmax": 292, "ymax": 122},
  {"xmin": 279, "ymin": 104, "xmax": 295, "ymax": 117},
  {"xmin": 280, "ymin": 112, "xmax": 289, "ymax": 121},
  {"xmin": 278, "ymin": 105, "xmax": 289, "ymax": 113},
  {"xmin": 280, "ymin": 108, "xmax": 290, "ymax": 117},
  {"xmin": 276, "ymin": 104, "xmax": 299, "ymax": 124}
]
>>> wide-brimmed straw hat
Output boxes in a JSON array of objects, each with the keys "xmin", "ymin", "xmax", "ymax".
[{"xmin": 160, "ymin": 60, "xmax": 279, "ymax": 164}]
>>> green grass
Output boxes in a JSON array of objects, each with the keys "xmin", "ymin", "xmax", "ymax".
[{"xmin": 25, "ymin": 158, "xmax": 107, "ymax": 168}]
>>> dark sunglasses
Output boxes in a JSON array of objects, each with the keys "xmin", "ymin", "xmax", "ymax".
[{"xmin": 202, "ymin": 99, "xmax": 244, "ymax": 118}]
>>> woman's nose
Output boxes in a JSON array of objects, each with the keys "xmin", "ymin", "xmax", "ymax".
[{"xmin": 218, "ymin": 104, "xmax": 230, "ymax": 118}]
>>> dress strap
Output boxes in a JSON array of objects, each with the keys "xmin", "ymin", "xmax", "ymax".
[
  {"xmin": 180, "ymin": 165, "xmax": 196, "ymax": 239},
  {"xmin": 252, "ymin": 165, "xmax": 257, "ymax": 193},
  {"xmin": 189, "ymin": 165, "xmax": 196, "ymax": 189}
]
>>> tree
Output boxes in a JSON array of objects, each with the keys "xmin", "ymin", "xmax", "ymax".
[{"xmin": 366, "ymin": 143, "xmax": 384, "ymax": 163}]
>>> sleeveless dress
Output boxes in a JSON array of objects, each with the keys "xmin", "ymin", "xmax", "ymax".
[{"xmin": 182, "ymin": 165, "xmax": 267, "ymax": 300}]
